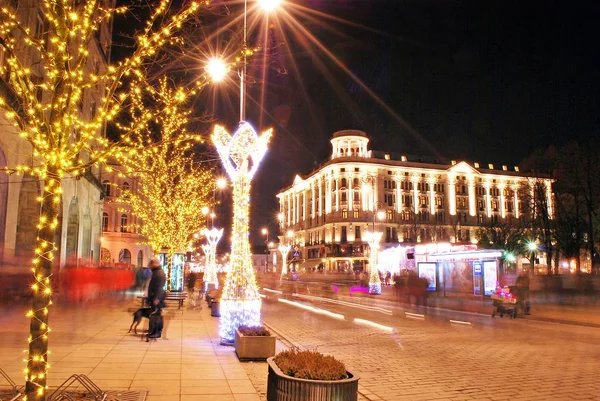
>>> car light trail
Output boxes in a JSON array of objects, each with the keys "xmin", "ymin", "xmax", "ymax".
[
  {"xmin": 291, "ymin": 293, "xmax": 393, "ymax": 315},
  {"xmin": 353, "ymin": 318, "xmax": 394, "ymax": 333},
  {"xmin": 278, "ymin": 298, "xmax": 345, "ymax": 320}
]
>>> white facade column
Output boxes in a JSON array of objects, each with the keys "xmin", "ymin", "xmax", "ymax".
[
  {"xmin": 373, "ymin": 174, "xmax": 379, "ymax": 208},
  {"xmin": 396, "ymin": 178, "xmax": 402, "ymax": 213},
  {"xmin": 348, "ymin": 174, "xmax": 353, "ymax": 211},
  {"xmin": 447, "ymin": 174, "xmax": 456, "ymax": 216},
  {"xmin": 318, "ymin": 177, "xmax": 323, "ymax": 216},
  {"xmin": 499, "ymin": 184, "xmax": 506, "ymax": 218},
  {"xmin": 428, "ymin": 178, "xmax": 435, "ymax": 215},
  {"xmin": 286, "ymin": 193, "xmax": 291, "ymax": 226},
  {"xmin": 468, "ymin": 179, "xmax": 476, "ymax": 216},
  {"xmin": 326, "ymin": 171, "xmax": 332, "ymax": 214},
  {"xmin": 311, "ymin": 182, "xmax": 316, "ymax": 218},
  {"xmin": 485, "ymin": 182, "xmax": 492, "ymax": 217},
  {"xmin": 302, "ymin": 190, "xmax": 307, "ymax": 221},
  {"xmin": 513, "ymin": 185, "xmax": 520, "ymax": 218},
  {"xmin": 412, "ymin": 177, "xmax": 419, "ymax": 214},
  {"xmin": 335, "ymin": 176, "xmax": 340, "ymax": 212}
]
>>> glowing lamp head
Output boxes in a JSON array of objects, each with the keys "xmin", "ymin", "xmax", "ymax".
[
  {"xmin": 258, "ymin": 0, "xmax": 281, "ymax": 12},
  {"xmin": 216, "ymin": 177, "xmax": 227, "ymax": 189},
  {"xmin": 261, "ymin": 228, "xmax": 268, "ymax": 235},
  {"xmin": 206, "ymin": 57, "xmax": 228, "ymax": 82},
  {"xmin": 277, "ymin": 212, "xmax": 284, "ymax": 222},
  {"xmin": 376, "ymin": 210, "xmax": 386, "ymax": 221},
  {"xmin": 527, "ymin": 241, "xmax": 538, "ymax": 251},
  {"xmin": 286, "ymin": 230, "xmax": 294, "ymax": 239},
  {"xmin": 201, "ymin": 206, "xmax": 210, "ymax": 215}
]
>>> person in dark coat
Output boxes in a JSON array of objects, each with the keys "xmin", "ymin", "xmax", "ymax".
[{"xmin": 147, "ymin": 259, "xmax": 166, "ymax": 310}]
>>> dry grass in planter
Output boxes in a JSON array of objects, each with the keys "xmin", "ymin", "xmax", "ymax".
[
  {"xmin": 273, "ymin": 349, "xmax": 347, "ymax": 381},
  {"xmin": 238, "ymin": 325, "xmax": 271, "ymax": 336}
]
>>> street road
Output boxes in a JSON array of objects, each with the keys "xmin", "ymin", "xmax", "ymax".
[{"xmin": 260, "ymin": 291, "xmax": 600, "ymax": 401}]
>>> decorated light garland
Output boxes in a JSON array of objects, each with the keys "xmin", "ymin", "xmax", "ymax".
[
  {"xmin": 203, "ymin": 227, "xmax": 223, "ymax": 290},
  {"xmin": 212, "ymin": 122, "xmax": 272, "ymax": 343},
  {"xmin": 366, "ymin": 231, "xmax": 383, "ymax": 295}
]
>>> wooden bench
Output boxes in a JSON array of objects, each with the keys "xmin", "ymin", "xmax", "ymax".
[{"xmin": 138, "ymin": 292, "xmax": 188, "ymax": 309}]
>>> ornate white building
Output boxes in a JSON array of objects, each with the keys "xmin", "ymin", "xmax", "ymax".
[
  {"xmin": 277, "ymin": 130, "xmax": 554, "ymax": 272},
  {"xmin": 0, "ymin": 0, "xmax": 115, "ymax": 271},
  {"xmin": 99, "ymin": 164, "xmax": 152, "ymax": 268}
]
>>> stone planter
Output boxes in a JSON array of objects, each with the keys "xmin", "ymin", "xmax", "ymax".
[
  {"xmin": 266, "ymin": 357, "xmax": 359, "ymax": 401},
  {"xmin": 235, "ymin": 329, "xmax": 276, "ymax": 360}
]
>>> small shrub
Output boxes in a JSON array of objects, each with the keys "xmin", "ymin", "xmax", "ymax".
[
  {"xmin": 274, "ymin": 349, "xmax": 347, "ymax": 381},
  {"xmin": 238, "ymin": 325, "xmax": 271, "ymax": 336}
]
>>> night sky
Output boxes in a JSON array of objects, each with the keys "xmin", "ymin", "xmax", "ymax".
[{"xmin": 114, "ymin": 0, "xmax": 600, "ymax": 247}]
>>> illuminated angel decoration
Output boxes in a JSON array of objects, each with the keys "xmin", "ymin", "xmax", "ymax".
[
  {"xmin": 212, "ymin": 122, "xmax": 272, "ymax": 342},
  {"xmin": 366, "ymin": 231, "xmax": 383, "ymax": 295},
  {"xmin": 203, "ymin": 228, "xmax": 223, "ymax": 290}
]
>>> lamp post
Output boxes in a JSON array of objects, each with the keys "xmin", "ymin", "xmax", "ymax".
[
  {"xmin": 527, "ymin": 241, "xmax": 538, "ymax": 274},
  {"xmin": 209, "ymin": 0, "xmax": 281, "ymax": 344}
]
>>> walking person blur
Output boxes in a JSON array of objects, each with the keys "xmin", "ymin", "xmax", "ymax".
[
  {"xmin": 515, "ymin": 270, "xmax": 531, "ymax": 315},
  {"xmin": 147, "ymin": 259, "xmax": 166, "ymax": 338}
]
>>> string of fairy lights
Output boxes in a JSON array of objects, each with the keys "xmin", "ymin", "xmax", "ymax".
[
  {"xmin": 0, "ymin": 0, "xmax": 203, "ymax": 398},
  {"xmin": 366, "ymin": 231, "xmax": 383, "ymax": 295}
]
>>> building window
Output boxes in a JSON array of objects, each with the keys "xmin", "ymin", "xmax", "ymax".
[
  {"xmin": 355, "ymin": 226, "xmax": 361, "ymax": 241},
  {"xmin": 102, "ymin": 212, "xmax": 109, "ymax": 232},
  {"xmin": 387, "ymin": 210, "xmax": 393, "ymax": 220},
  {"xmin": 341, "ymin": 178, "xmax": 347, "ymax": 187},
  {"xmin": 353, "ymin": 210, "xmax": 359, "ymax": 218},
  {"xmin": 103, "ymin": 180, "xmax": 111, "ymax": 197},
  {"xmin": 341, "ymin": 226, "xmax": 347, "ymax": 243},
  {"xmin": 120, "ymin": 214, "xmax": 128, "ymax": 233},
  {"xmin": 478, "ymin": 214, "xmax": 484, "ymax": 224},
  {"xmin": 342, "ymin": 209, "xmax": 348, "ymax": 219}
]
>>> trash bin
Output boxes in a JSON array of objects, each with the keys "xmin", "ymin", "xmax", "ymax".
[{"xmin": 211, "ymin": 301, "xmax": 220, "ymax": 317}]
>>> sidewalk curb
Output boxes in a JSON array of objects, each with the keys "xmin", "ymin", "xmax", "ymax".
[{"xmin": 262, "ymin": 320, "xmax": 376, "ymax": 401}]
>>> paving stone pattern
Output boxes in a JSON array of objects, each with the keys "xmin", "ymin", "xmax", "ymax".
[
  {"xmin": 261, "ymin": 299, "xmax": 600, "ymax": 401},
  {"xmin": 0, "ymin": 296, "xmax": 260, "ymax": 401}
]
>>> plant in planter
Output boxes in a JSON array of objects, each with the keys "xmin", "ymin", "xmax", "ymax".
[
  {"xmin": 234, "ymin": 325, "xmax": 276, "ymax": 361},
  {"xmin": 267, "ymin": 349, "xmax": 359, "ymax": 401}
]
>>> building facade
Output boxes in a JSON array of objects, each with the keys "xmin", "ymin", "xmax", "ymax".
[
  {"xmin": 99, "ymin": 164, "xmax": 152, "ymax": 268},
  {"xmin": 0, "ymin": 0, "xmax": 115, "ymax": 271},
  {"xmin": 277, "ymin": 130, "xmax": 554, "ymax": 273}
]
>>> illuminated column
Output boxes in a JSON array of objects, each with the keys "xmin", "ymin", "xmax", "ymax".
[
  {"xmin": 396, "ymin": 178, "xmax": 403, "ymax": 213},
  {"xmin": 512, "ymin": 185, "xmax": 520, "ymax": 218},
  {"xmin": 499, "ymin": 184, "xmax": 506, "ymax": 219},
  {"xmin": 412, "ymin": 176, "xmax": 419, "ymax": 214},
  {"xmin": 293, "ymin": 192, "xmax": 298, "ymax": 224},
  {"xmin": 448, "ymin": 174, "xmax": 457, "ymax": 215},
  {"xmin": 373, "ymin": 174, "xmax": 379, "ymax": 206},
  {"xmin": 335, "ymin": 176, "xmax": 340, "ymax": 212},
  {"xmin": 212, "ymin": 122, "xmax": 272, "ymax": 343},
  {"xmin": 326, "ymin": 171, "xmax": 332, "ymax": 213},
  {"xmin": 286, "ymin": 193, "xmax": 291, "ymax": 226},
  {"xmin": 318, "ymin": 177, "xmax": 323, "ymax": 216},
  {"xmin": 204, "ymin": 227, "xmax": 224, "ymax": 290},
  {"xmin": 302, "ymin": 191, "xmax": 307, "ymax": 221},
  {"xmin": 366, "ymin": 230, "xmax": 383, "ymax": 295},
  {"xmin": 348, "ymin": 174, "xmax": 353, "ymax": 211},
  {"xmin": 485, "ymin": 182, "xmax": 492, "ymax": 217},
  {"xmin": 311, "ymin": 182, "xmax": 315, "ymax": 218},
  {"xmin": 546, "ymin": 180, "xmax": 554, "ymax": 219},
  {"xmin": 428, "ymin": 177, "xmax": 435, "ymax": 215},
  {"xmin": 467, "ymin": 178, "xmax": 476, "ymax": 216},
  {"xmin": 279, "ymin": 244, "xmax": 291, "ymax": 276}
]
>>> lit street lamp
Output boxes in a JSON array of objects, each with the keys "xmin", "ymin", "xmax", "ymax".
[{"xmin": 527, "ymin": 241, "xmax": 538, "ymax": 274}]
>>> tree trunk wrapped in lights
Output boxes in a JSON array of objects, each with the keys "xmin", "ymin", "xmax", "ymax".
[
  {"xmin": 212, "ymin": 122, "xmax": 272, "ymax": 343},
  {"xmin": 366, "ymin": 231, "xmax": 383, "ymax": 295},
  {"xmin": 0, "ymin": 0, "xmax": 202, "ymax": 398},
  {"xmin": 203, "ymin": 228, "xmax": 223, "ymax": 290}
]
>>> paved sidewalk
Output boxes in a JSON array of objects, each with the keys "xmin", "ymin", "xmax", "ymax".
[{"xmin": 0, "ymin": 295, "xmax": 261, "ymax": 401}]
